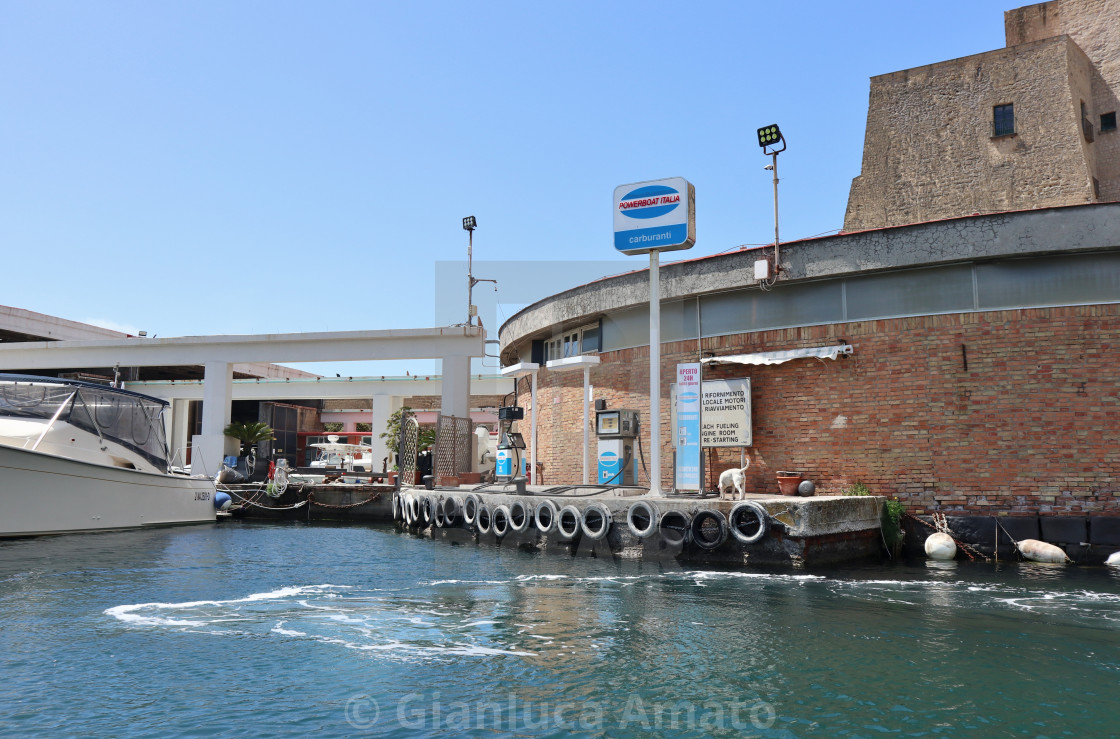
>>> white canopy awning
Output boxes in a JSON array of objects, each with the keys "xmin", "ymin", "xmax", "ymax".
[{"xmin": 700, "ymin": 344, "xmax": 853, "ymax": 366}]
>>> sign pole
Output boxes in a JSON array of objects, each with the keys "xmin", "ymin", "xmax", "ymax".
[{"xmin": 649, "ymin": 250, "xmax": 661, "ymax": 496}]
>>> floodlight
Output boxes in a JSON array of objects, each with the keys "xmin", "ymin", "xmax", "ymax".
[
  {"xmin": 462, "ymin": 215, "xmax": 477, "ymax": 231},
  {"xmin": 757, "ymin": 124, "xmax": 782, "ymax": 148}
]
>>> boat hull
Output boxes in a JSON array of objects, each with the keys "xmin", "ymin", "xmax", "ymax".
[{"xmin": 0, "ymin": 443, "xmax": 217, "ymax": 537}]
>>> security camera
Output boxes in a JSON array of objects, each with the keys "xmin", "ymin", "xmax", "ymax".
[{"xmin": 764, "ymin": 164, "xmax": 774, "ymax": 171}]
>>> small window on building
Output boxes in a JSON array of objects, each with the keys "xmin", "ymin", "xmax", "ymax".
[
  {"xmin": 1102, "ymin": 112, "xmax": 1117, "ymax": 132},
  {"xmin": 993, "ymin": 104, "xmax": 1015, "ymax": 137}
]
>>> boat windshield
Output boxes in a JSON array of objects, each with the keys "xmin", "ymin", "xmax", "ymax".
[{"xmin": 0, "ymin": 378, "xmax": 170, "ymax": 470}]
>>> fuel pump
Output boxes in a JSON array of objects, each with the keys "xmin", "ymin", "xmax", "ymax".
[
  {"xmin": 595, "ymin": 407, "xmax": 639, "ymax": 485},
  {"xmin": 496, "ymin": 405, "xmax": 525, "ymax": 480}
]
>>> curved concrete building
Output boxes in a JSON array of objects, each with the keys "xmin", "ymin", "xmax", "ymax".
[{"xmin": 499, "ymin": 202, "xmax": 1120, "ymax": 520}]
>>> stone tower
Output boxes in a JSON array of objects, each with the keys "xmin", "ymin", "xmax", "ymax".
[{"xmin": 843, "ymin": 0, "xmax": 1120, "ymax": 232}]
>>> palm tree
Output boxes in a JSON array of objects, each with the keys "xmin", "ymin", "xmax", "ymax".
[{"xmin": 223, "ymin": 422, "xmax": 275, "ymax": 457}]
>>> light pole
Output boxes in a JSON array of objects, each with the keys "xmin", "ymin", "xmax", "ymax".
[
  {"xmin": 756, "ymin": 124, "xmax": 786, "ymax": 289},
  {"xmin": 462, "ymin": 216, "xmax": 495, "ymax": 326}
]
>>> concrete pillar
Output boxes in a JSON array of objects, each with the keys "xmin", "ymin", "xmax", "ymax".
[
  {"xmin": 168, "ymin": 398, "xmax": 193, "ymax": 467},
  {"xmin": 370, "ymin": 393, "xmax": 393, "ymax": 471},
  {"xmin": 191, "ymin": 361, "xmax": 233, "ymax": 477},
  {"xmin": 440, "ymin": 355, "xmax": 470, "ymax": 419}
]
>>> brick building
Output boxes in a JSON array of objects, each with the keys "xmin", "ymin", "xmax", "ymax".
[
  {"xmin": 844, "ymin": 0, "xmax": 1119, "ymax": 231},
  {"xmin": 498, "ymin": 203, "xmax": 1120, "ymax": 517}
]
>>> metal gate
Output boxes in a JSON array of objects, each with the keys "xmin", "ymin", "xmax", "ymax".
[
  {"xmin": 433, "ymin": 413, "xmax": 472, "ymax": 481},
  {"xmin": 397, "ymin": 416, "xmax": 419, "ymax": 487}
]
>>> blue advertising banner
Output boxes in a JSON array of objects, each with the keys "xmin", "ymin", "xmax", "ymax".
[{"xmin": 674, "ymin": 363, "xmax": 701, "ymax": 491}]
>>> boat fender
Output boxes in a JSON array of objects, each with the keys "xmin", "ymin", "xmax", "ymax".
[
  {"xmin": 442, "ymin": 496, "xmax": 462, "ymax": 527},
  {"xmin": 659, "ymin": 510, "xmax": 691, "ymax": 547},
  {"xmin": 404, "ymin": 494, "xmax": 419, "ymax": 526},
  {"xmin": 924, "ymin": 532, "xmax": 957, "ymax": 560},
  {"xmin": 1017, "ymin": 539, "xmax": 1069, "ymax": 564},
  {"xmin": 1107, "ymin": 551, "xmax": 1120, "ymax": 567},
  {"xmin": 213, "ymin": 491, "xmax": 232, "ymax": 511},
  {"xmin": 556, "ymin": 505, "xmax": 582, "ymax": 540},
  {"xmin": 534, "ymin": 500, "xmax": 559, "ymax": 534},
  {"xmin": 420, "ymin": 496, "xmax": 434, "ymax": 527},
  {"xmin": 690, "ymin": 509, "xmax": 728, "ymax": 550},
  {"xmin": 626, "ymin": 501, "xmax": 659, "ymax": 539},
  {"xmin": 509, "ymin": 501, "xmax": 531, "ymax": 533},
  {"xmin": 492, "ymin": 505, "xmax": 511, "ymax": 537},
  {"xmin": 580, "ymin": 503, "xmax": 612, "ymax": 541},
  {"xmin": 433, "ymin": 501, "xmax": 447, "ymax": 528},
  {"xmin": 463, "ymin": 494, "xmax": 480, "ymax": 527},
  {"xmin": 728, "ymin": 501, "xmax": 770, "ymax": 545},
  {"xmin": 392, "ymin": 492, "xmax": 401, "ymax": 522},
  {"xmin": 476, "ymin": 504, "xmax": 493, "ymax": 535}
]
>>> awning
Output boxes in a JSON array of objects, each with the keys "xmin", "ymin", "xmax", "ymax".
[{"xmin": 700, "ymin": 344, "xmax": 853, "ymax": 366}]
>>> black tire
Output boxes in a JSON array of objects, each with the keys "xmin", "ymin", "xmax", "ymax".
[
  {"xmin": 580, "ymin": 503, "xmax": 612, "ymax": 540},
  {"xmin": 557, "ymin": 505, "xmax": 582, "ymax": 540},
  {"xmin": 690, "ymin": 509, "xmax": 729, "ymax": 550},
  {"xmin": 728, "ymin": 501, "xmax": 770, "ymax": 545},
  {"xmin": 493, "ymin": 505, "xmax": 511, "ymax": 537},
  {"xmin": 535, "ymin": 500, "xmax": 559, "ymax": 534},
  {"xmin": 509, "ymin": 501, "xmax": 530, "ymax": 533},
  {"xmin": 420, "ymin": 496, "xmax": 434, "ymax": 527},
  {"xmin": 463, "ymin": 494, "xmax": 480, "ymax": 526},
  {"xmin": 626, "ymin": 501, "xmax": 658, "ymax": 538},
  {"xmin": 442, "ymin": 496, "xmax": 462, "ymax": 527},
  {"xmin": 659, "ymin": 510, "xmax": 691, "ymax": 547},
  {"xmin": 476, "ymin": 504, "xmax": 493, "ymax": 534}
]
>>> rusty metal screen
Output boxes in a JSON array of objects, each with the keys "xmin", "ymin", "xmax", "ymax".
[
  {"xmin": 433, "ymin": 414, "xmax": 472, "ymax": 480},
  {"xmin": 397, "ymin": 416, "xmax": 419, "ymax": 486}
]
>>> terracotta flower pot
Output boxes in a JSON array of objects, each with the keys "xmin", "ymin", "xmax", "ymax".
[{"xmin": 776, "ymin": 471, "xmax": 803, "ymax": 496}]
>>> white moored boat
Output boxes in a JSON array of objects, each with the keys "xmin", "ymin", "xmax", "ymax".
[{"xmin": 0, "ymin": 374, "xmax": 217, "ymax": 537}]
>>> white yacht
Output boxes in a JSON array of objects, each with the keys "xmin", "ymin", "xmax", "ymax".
[{"xmin": 0, "ymin": 374, "xmax": 217, "ymax": 537}]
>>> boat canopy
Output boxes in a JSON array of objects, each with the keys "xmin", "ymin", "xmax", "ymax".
[{"xmin": 0, "ymin": 375, "xmax": 171, "ymax": 470}]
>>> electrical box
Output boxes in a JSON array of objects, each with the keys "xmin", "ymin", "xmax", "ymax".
[
  {"xmin": 498, "ymin": 406, "xmax": 524, "ymax": 421},
  {"xmin": 595, "ymin": 409, "xmax": 639, "ymax": 438},
  {"xmin": 754, "ymin": 259, "xmax": 770, "ymax": 280}
]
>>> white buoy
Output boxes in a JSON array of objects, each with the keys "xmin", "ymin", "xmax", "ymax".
[
  {"xmin": 1017, "ymin": 539, "xmax": 1068, "ymax": 564},
  {"xmin": 924, "ymin": 532, "xmax": 957, "ymax": 560},
  {"xmin": 1105, "ymin": 551, "xmax": 1120, "ymax": 567}
]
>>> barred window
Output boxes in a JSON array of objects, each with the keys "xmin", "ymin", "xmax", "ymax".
[{"xmin": 993, "ymin": 103, "xmax": 1015, "ymax": 137}]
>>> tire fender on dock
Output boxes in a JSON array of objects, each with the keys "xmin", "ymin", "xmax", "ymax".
[
  {"xmin": 626, "ymin": 501, "xmax": 659, "ymax": 538},
  {"xmin": 492, "ymin": 505, "xmax": 511, "ymax": 538},
  {"xmin": 419, "ymin": 496, "xmax": 434, "ymax": 527},
  {"xmin": 476, "ymin": 504, "xmax": 493, "ymax": 535},
  {"xmin": 728, "ymin": 501, "xmax": 770, "ymax": 545},
  {"xmin": 535, "ymin": 500, "xmax": 559, "ymax": 534},
  {"xmin": 659, "ymin": 510, "xmax": 691, "ymax": 547},
  {"xmin": 463, "ymin": 494, "xmax": 480, "ymax": 527},
  {"xmin": 690, "ymin": 509, "xmax": 729, "ymax": 550},
  {"xmin": 556, "ymin": 505, "xmax": 582, "ymax": 540},
  {"xmin": 580, "ymin": 502, "xmax": 612, "ymax": 540},
  {"xmin": 442, "ymin": 496, "xmax": 463, "ymax": 527},
  {"xmin": 509, "ymin": 500, "xmax": 531, "ymax": 533}
]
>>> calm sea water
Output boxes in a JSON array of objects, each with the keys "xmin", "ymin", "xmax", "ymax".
[{"xmin": 2, "ymin": 521, "xmax": 1119, "ymax": 738}]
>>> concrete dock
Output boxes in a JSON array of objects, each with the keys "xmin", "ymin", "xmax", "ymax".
[{"xmin": 221, "ymin": 481, "xmax": 885, "ymax": 567}]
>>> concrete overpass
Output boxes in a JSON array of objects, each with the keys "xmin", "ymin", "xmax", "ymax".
[
  {"xmin": 0, "ymin": 326, "xmax": 485, "ymax": 475},
  {"xmin": 127, "ymin": 373, "xmax": 509, "ymax": 467}
]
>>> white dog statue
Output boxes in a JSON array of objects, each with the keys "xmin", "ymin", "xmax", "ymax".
[{"xmin": 718, "ymin": 461, "xmax": 751, "ymax": 499}]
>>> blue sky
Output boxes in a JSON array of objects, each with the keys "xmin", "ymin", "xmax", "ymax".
[{"xmin": 1, "ymin": 1, "xmax": 1013, "ymax": 374}]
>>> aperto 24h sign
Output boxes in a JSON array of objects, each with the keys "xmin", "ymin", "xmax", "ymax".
[{"xmin": 613, "ymin": 177, "xmax": 695, "ymax": 255}]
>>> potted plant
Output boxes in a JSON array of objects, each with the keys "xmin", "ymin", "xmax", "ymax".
[{"xmin": 223, "ymin": 422, "xmax": 275, "ymax": 477}]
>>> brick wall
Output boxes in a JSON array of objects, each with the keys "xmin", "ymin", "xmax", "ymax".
[{"xmin": 516, "ymin": 304, "xmax": 1120, "ymax": 516}]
